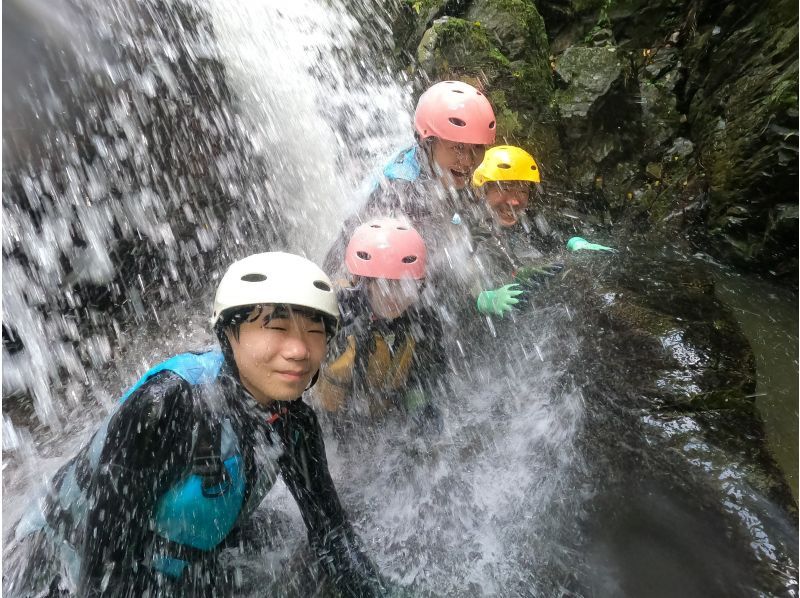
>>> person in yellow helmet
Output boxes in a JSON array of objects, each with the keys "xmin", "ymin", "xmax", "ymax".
[
  {"xmin": 473, "ymin": 145, "xmax": 542, "ymax": 228},
  {"xmin": 470, "ymin": 146, "xmax": 564, "ymax": 317}
]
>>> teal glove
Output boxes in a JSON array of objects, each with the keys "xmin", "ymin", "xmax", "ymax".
[
  {"xmin": 566, "ymin": 236, "xmax": 615, "ymax": 252},
  {"xmin": 476, "ymin": 284, "xmax": 524, "ymax": 317}
]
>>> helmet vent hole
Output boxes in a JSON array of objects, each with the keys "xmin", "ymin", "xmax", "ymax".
[
  {"xmin": 498, "ymin": 163, "xmax": 511, "ymax": 169},
  {"xmin": 402, "ymin": 256, "xmax": 418, "ymax": 264},
  {"xmin": 369, "ymin": 224, "xmax": 382, "ymax": 228},
  {"xmin": 489, "ymin": 120, "xmax": 496, "ymax": 129},
  {"xmin": 313, "ymin": 280, "xmax": 331, "ymax": 292},
  {"xmin": 356, "ymin": 251, "xmax": 371, "ymax": 261},
  {"xmin": 531, "ymin": 165, "xmax": 538, "ymax": 170},
  {"xmin": 449, "ymin": 117, "xmax": 467, "ymax": 127},
  {"xmin": 241, "ymin": 273, "xmax": 267, "ymax": 282},
  {"xmin": 452, "ymin": 89, "xmax": 464, "ymax": 94},
  {"xmin": 396, "ymin": 225, "xmax": 408, "ymax": 230}
]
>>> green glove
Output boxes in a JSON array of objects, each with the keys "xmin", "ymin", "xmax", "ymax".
[
  {"xmin": 514, "ymin": 263, "xmax": 564, "ymax": 287},
  {"xmin": 566, "ymin": 236, "xmax": 615, "ymax": 252},
  {"xmin": 476, "ymin": 284, "xmax": 524, "ymax": 317},
  {"xmin": 403, "ymin": 389, "xmax": 428, "ymax": 412}
]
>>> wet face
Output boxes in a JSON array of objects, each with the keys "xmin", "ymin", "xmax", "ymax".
[
  {"xmin": 366, "ymin": 278, "xmax": 421, "ymax": 320},
  {"xmin": 226, "ymin": 305, "xmax": 327, "ymax": 405},
  {"xmin": 431, "ymin": 138, "xmax": 486, "ymax": 190},
  {"xmin": 484, "ymin": 181, "xmax": 531, "ymax": 227}
]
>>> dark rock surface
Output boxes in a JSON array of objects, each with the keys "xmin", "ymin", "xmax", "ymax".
[
  {"xmin": 390, "ymin": 0, "xmax": 798, "ymax": 285},
  {"xmin": 532, "ymin": 248, "xmax": 798, "ymax": 594},
  {"xmin": 2, "ymin": 0, "xmax": 277, "ymax": 422}
]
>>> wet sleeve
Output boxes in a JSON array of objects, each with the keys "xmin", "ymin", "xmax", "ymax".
[
  {"xmin": 408, "ymin": 308, "xmax": 448, "ymax": 393},
  {"xmin": 316, "ymin": 334, "xmax": 357, "ymax": 412},
  {"xmin": 77, "ymin": 372, "xmax": 196, "ymax": 595},
  {"xmin": 279, "ymin": 401, "xmax": 385, "ymax": 597},
  {"xmin": 403, "ymin": 311, "xmax": 448, "ymax": 434}
]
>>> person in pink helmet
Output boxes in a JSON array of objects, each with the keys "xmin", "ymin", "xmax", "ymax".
[
  {"xmin": 316, "ymin": 218, "xmax": 445, "ymax": 435},
  {"xmin": 323, "ymin": 81, "xmax": 497, "ymax": 281},
  {"xmin": 412, "ymin": 80, "xmax": 497, "ymax": 190}
]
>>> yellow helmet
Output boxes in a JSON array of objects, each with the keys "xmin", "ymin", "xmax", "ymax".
[{"xmin": 472, "ymin": 145, "xmax": 541, "ymax": 186}]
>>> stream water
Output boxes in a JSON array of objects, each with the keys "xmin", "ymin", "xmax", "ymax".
[
  {"xmin": 2, "ymin": 1, "xmax": 797, "ymax": 596},
  {"xmin": 712, "ymin": 266, "xmax": 798, "ymax": 500}
]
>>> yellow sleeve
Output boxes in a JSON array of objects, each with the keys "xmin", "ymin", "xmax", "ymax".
[{"xmin": 316, "ymin": 336, "xmax": 356, "ymax": 412}]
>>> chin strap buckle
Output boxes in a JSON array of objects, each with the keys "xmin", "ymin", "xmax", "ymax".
[{"xmin": 266, "ymin": 406, "xmax": 289, "ymax": 425}]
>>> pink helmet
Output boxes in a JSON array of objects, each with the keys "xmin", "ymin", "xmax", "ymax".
[
  {"xmin": 345, "ymin": 218, "xmax": 427, "ymax": 280},
  {"xmin": 414, "ymin": 81, "xmax": 497, "ymax": 145}
]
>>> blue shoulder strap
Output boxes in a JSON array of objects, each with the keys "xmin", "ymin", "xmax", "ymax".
[
  {"xmin": 120, "ymin": 350, "xmax": 225, "ymax": 404},
  {"xmin": 382, "ymin": 145, "xmax": 421, "ymax": 182}
]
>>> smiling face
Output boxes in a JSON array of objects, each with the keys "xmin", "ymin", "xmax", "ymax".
[
  {"xmin": 431, "ymin": 138, "xmax": 486, "ymax": 190},
  {"xmin": 226, "ymin": 305, "xmax": 328, "ymax": 405},
  {"xmin": 484, "ymin": 181, "xmax": 531, "ymax": 227}
]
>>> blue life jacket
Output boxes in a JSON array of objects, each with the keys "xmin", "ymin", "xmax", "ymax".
[
  {"xmin": 382, "ymin": 145, "xmax": 422, "ymax": 183},
  {"xmin": 364, "ymin": 144, "xmax": 423, "ymax": 197},
  {"xmin": 18, "ymin": 351, "xmax": 277, "ymax": 581}
]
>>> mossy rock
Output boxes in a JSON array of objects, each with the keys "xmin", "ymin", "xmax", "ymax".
[
  {"xmin": 395, "ymin": 0, "xmax": 451, "ymax": 57},
  {"xmin": 417, "ymin": 17, "xmax": 506, "ymax": 81},
  {"xmin": 553, "ymin": 46, "xmax": 624, "ymax": 120},
  {"xmin": 466, "ymin": 0, "xmax": 549, "ymax": 64},
  {"xmin": 416, "ymin": 13, "xmax": 554, "ymax": 113},
  {"xmin": 486, "ymin": 89, "xmax": 523, "ymax": 139},
  {"xmin": 684, "ymin": 0, "xmax": 798, "ymax": 278}
]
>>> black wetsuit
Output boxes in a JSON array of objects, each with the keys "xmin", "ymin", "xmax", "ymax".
[
  {"xmin": 13, "ymin": 362, "xmax": 384, "ymax": 598},
  {"xmin": 318, "ymin": 287, "xmax": 448, "ymax": 434},
  {"xmin": 340, "ymin": 286, "xmax": 447, "ymax": 398}
]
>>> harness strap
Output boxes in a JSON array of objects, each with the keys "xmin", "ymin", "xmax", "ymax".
[
  {"xmin": 191, "ymin": 418, "xmax": 232, "ymax": 497},
  {"xmin": 150, "ymin": 413, "xmax": 240, "ymax": 572}
]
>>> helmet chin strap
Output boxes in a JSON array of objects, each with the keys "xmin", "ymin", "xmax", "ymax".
[
  {"xmin": 216, "ymin": 331, "xmax": 241, "ymax": 381},
  {"xmin": 306, "ymin": 370, "xmax": 320, "ymax": 390}
]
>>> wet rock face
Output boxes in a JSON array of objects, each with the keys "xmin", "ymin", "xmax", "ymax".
[
  {"xmin": 529, "ymin": 251, "xmax": 798, "ymax": 592},
  {"xmin": 682, "ymin": 0, "xmax": 799, "ymax": 279},
  {"xmin": 550, "ymin": 250, "xmax": 757, "ymax": 411},
  {"xmin": 2, "ymin": 0, "xmax": 277, "ymax": 422},
  {"xmin": 553, "ymin": 46, "xmax": 624, "ymax": 120},
  {"xmin": 396, "ymin": 0, "xmax": 798, "ymax": 285},
  {"xmin": 552, "ymin": 45, "xmax": 643, "ymax": 187}
]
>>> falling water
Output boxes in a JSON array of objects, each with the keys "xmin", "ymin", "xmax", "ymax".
[
  {"xmin": 206, "ymin": 0, "xmax": 413, "ymax": 259},
  {"xmin": 2, "ymin": 0, "xmax": 796, "ymax": 596}
]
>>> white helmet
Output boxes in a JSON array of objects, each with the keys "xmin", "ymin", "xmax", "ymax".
[{"xmin": 212, "ymin": 252, "xmax": 339, "ymax": 326}]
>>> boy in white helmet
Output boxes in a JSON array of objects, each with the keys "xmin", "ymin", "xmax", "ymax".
[{"xmin": 6, "ymin": 253, "xmax": 386, "ymax": 597}]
